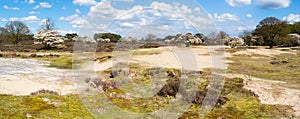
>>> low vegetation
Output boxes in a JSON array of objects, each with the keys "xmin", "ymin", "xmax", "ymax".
[{"xmin": 228, "ymin": 49, "xmax": 300, "ymax": 89}]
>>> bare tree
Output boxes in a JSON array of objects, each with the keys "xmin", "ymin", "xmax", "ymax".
[
  {"xmin": 5, "ymin": 21, "xmax": 30, "ymax": 44},
  {"xmin": 144, "ymin": 34, "xmax": 157, "ymax": 42},
  {"xmin": 40, "ymin": 18, "xmax": 55, "ymax": 30}
]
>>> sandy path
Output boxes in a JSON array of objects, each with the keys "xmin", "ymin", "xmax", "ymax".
[
  {"xmin": 227, "ymin": 74, "xmax": 300, "ymax": 117},
  {"xmin": 93, "ymin": 46, "xmax": 228, "ymax": 71},
  {"xmin": 0, "ymin": 58, "xmax": 76, "ymax": 95}
]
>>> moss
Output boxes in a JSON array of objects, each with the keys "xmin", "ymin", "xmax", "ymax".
[{"xmin": 0, "ymin": 94, "xmax": 94, "ymax": 118}]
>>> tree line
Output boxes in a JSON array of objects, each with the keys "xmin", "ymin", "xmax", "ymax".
[
  {"xmin": 1, "ymin": 16, "xmax": 300, "ymax": 49},
  {"xmin": 240, "ymin": 17, "xmax": 300, "ymax": 48}
]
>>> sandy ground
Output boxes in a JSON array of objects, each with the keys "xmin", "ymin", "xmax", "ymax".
[
  {"xmin": 1, "ymin": 46, "xmax": 299, "ymax": 117},
  {"xmin": 0, "ymin": 58, "xmax": 76, "ymax": 96},
  {"xmin": 227, "ymin": 73, "xmax": 300, "ymax": 117}
]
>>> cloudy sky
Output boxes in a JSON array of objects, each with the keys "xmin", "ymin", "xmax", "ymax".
[{"xmin": 0, "ymin": 0, "xmax": 299, "ymax": 37}]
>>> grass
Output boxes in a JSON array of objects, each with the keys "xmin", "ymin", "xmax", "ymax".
[
  {"xmin": 0, "ymin": 94, "xmax": 94, "ymax": 118},
  {"xmin": 0, "ymin": 68, "xmax": 294, "ymax": 118},
  {"xmin": 1, "ymin": 47, "xmax": 298, "ymax": 118},
  {"xmin": 227, "ymin": 50, "xmax": 300, "ymax": 89},
  {"xmin": 130, "ymin": 47, "xmax": 168, "ymax": 56}
]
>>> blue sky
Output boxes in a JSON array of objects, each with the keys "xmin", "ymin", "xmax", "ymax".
[{"xmin": 0, "ymin": 0, "xmax": 299, "ymax": 37}]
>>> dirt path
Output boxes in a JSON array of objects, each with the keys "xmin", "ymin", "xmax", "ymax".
[
  {"xmin": 0, "ymin": 58, "xmax": 76, "ymax": 95},
  {"xmin": 227, "ymin": 73, "xmax": 300, "ymax": 117}
]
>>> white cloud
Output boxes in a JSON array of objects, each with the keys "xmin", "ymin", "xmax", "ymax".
[
  {"xmin": 59, "ymin": 14, "xmax": 79, "ymax": 21},
  {"xmin": 3, "ymin": 5, "xmax": 20, "ymax": 10},
  {"xmin": 238, "ymin": 26, "xmax": 247, "ymax": 31},
  {"xmin": 254, "ymin": 0, "xmax": 290, "ymax": 9},
  {"xmin": 40, "ymin": 2, "xmax": 52, "ymax": 8},
  {"xmin": 61, "ymin": 6, "xmax": 66, "ymax": 10},
  {"xmin": 112, "ymin": 0, "xmax": 134, "ymax": 2},
  {"xmin": 283, "ymin": 14, "xmax": 300, "ymax": 23},
  {"xmin": 225, "ymin": 0, "xmax": 251, "ymax": 7},
  {"xmin": 246, "ymin": 13, "xmax": 252, "ymax": 18},
  {"xmin": 33, "ymin": 2, "xmax": 52, "ymax": 9},
  {"xmin": 21, "ymin": 15, "xmax": 39, "ymax": 23},
  {"xmin": 73, "ymin": 0, "xmax": 97, "ymax": 6},
  {"xmin": 9, "ymin": 17, "xmax": 19, "ymax": 21},
  {"xmin": 9, "ymin": 15, "xmax": 39, "ymax": 23},
  {"xmin": 29, "ymin": 11, "xmax": 39, "ymax": 14},
  {"xmin": 25, "ymin": 0, "xmax": 35, "ymax": 4},
  {"xmin": 213, "ymin": 13, "xmax": 240, "ymax": 22},
  {"xmin": 33, "ymin": 5, "xmax": 39, "ymax": 9},
  {"xmin": 88, "ymin": 1, "xmax": 126, "ymax": 20},
  {"xmin": 0, "ymin": 18, "xmax": 8, "ymax": 22},
  {"xmin": 120, "ymin": 22, "xmax": 135, "ymax": 27},
  {"xmin": 76, "ymin": 9, "xmax": 81, "ymax": 14},
  {"xmin": 76, "ymin": 1, "xmax": 215, "ymax": 37}
]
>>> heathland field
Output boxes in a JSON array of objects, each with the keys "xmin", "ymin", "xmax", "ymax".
[{"xmin": 1, "ymin": 46, "xmax": 299, "ymax": 118}]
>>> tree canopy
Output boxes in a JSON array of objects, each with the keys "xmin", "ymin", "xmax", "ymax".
[
  {"xmin": 254, "ymin": 17, "xmax": 290, "ymax": 48},
  {"xmin": 94, "ymin": 33, "xmax": 122, "ymax": 43},
  {"xmin": 5, "ymin": 21, "xmax": 30, "ymax": 44}
]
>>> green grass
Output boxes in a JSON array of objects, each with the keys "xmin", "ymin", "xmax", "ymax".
[
  {"xmin": 130, "ymin": 47, "xmax": 168, "ymax": 56},
  {"xmin": 228, "ymin": 51, "xmax": 300, "ymax": 89},
  {"xmin": 0, "ymin": 69, "xmax": 294, "ymax": 118},
  {"xmin": 0, "ymin": 94, "xmax": 94, "ymax": 118}
]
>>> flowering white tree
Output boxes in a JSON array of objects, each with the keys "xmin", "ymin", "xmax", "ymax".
[
  {"xmin": 223, "ymin": 36, "xmax": 244, "ymax": 48},
  {"xmin": 33, "ymin": 30, "xmax": 66, "ymax": 49}
]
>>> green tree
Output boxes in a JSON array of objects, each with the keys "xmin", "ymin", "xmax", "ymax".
[
  {"xmin": 239, "ymin": 30, "xmax": 253, "ymax": 46},
  {"xmin": 254, "ymin": 17, "xmax": 290, "ymax": 48},
  {"xmin": 5, "ymin": 21, "xmax": 30, "ymax": 44},
  {"xmin": 94, "ymin": 33, "xmax": 121, "ymax": 42},
  {"xmin": 65, "ymin": 33, "xmax": 78, "ymax": 40},
  {"xmin": 291, "ymin": 22, "xmax": 300, "ymax": 34}
]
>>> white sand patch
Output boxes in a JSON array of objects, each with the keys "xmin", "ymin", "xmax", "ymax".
[
  {"xmin": 0, "ymin": 58, "xmax": 76, "ymax": 96},
  {"xmin": 227, "ymin": 73, "xmax": 300, "ymax": 117}
]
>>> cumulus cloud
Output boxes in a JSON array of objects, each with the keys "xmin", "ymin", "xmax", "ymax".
[
  {"xmin": 33, "ymin": 2, "xmax": 52, "ymax": 9},
  {"xmin": 246, "ymin": 13, "xmax": 252, "ymax": 18},
  {"xmin": 59, "ymin": 10, "xmax": 89, "ymax": 29},
  {"xmin": 3, "ymin": 5, "xmax": 20, "ymax": 10},
  {"xmin": 225, "ymin": 0, "xmax": 251, "ymax": 7},
  {"xmin": 9, "ymin": 15, "xmax": 39, "ymax": 23},
  {"xmin": 76, "ymin": 9, "xmax": 81, "ymax": 14},
  {"xmin": 283, "ymin": 14, "xmax": 300, "ymax": 23},
  {"xmin": 112, "ymin": 0, "xmax": 134, "ymax": 2},
  {"xmin": 40, "ymin": 2, "xmax": 52, "ymax": 8},
  {"xmin": 213, "ymin": 13, "xmax": 240, "ymax": 22},
  {"xmin": 73, "ymin": 0, "xmax": 97, "ymax": 6},
  {"xmin": 25, "ymin": 0, "xmax": 35, "ymax": 4},
  {"xmin": 0, "ymin": 18, "xmax": 8, "ymax": 22},
  {"xmin": 59, "ymin": 14, "xmax": 79, "ymax": 21},
  {"xmin": 68, "ymin": 1, "xmax": 215, "ymax": 37},
  {"xmin": 254, "ymin": 0, "xmax": 290, "ymax": 9},
  {"xmin": 29, "ymin": 11, "xmax": 39, "ymax": 14}
]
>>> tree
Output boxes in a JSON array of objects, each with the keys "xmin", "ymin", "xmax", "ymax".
[
  {"xmin": 239, "ymin": 30, "xmax": 253, "ymax": 46},
  {"xmin": 217, "ymin": 31, "xmax": 229, "ymax": 39},
  {"xmin": 254, "ymin": 17, "xmax": 290, "ymax": 48},
  {"xmin": 40, "ymin": 18, "xmax": 55, "ymax": 30},
  {"xmin": 144, "ymin": 34, "xmax": 157, "ymax": 42},
  {"xmin": 291, "ymin": 22, "xmax": 300, "ymax": 34},
  {"xmin": 94, "ymin": 33, "xmax": 122, "ymax": 43},
  {"xmin": 0, "ymin": 27, "xmax": 8, "ymax": 42},
  {"xmin": 5, "ymin": 21, "xmax": 30, "ymax": 44},
  {"xmin": 65, "ymin": 33, "xmax": 78, "ymax": 40}
]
